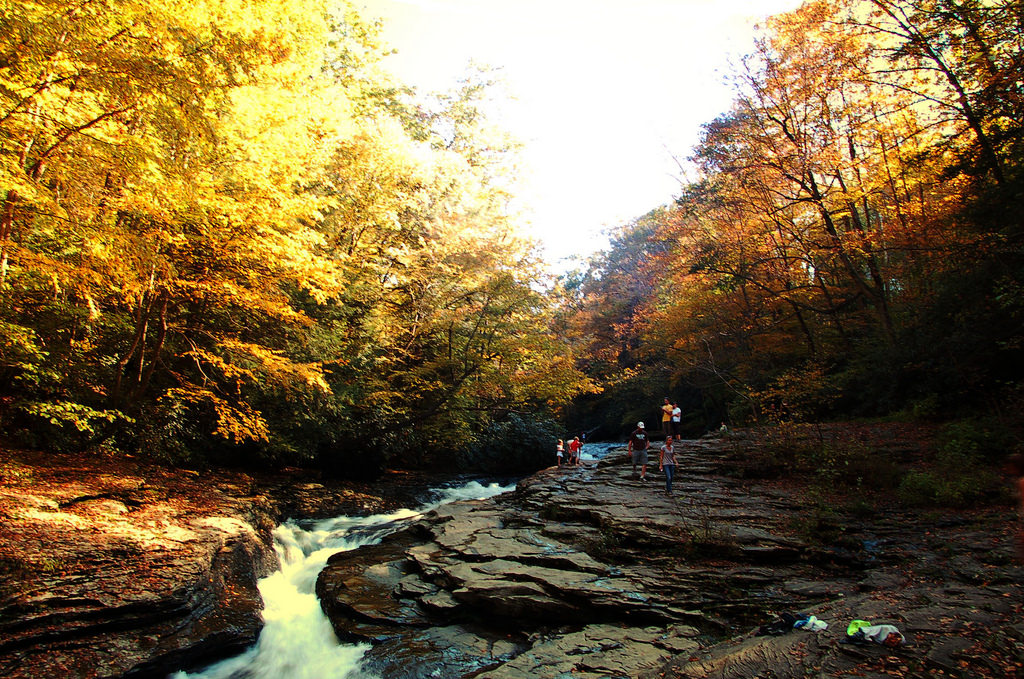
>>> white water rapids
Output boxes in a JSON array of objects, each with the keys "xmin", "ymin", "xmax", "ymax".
[{"xmin": 169, "ymin": 479, "xmax": 515, "ymax": 679}]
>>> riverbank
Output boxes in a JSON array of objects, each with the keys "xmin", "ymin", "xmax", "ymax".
[
  {"xmin": 317, "ymin": 434, "xmax": 1023, "ymax": 678},
  {"xmin": 0, "ymin": 444, "xmax": 454, "ymax": 678},
  {"xmin": 1, "ymin": 430, "xmax": 1021, "ymax": 678}
]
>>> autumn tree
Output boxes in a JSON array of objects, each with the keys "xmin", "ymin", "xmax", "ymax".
[
  {"xmin": 571, "ymin": 0, "xmax": 1023, "ymax": 429},
  {"xmin": 0, "ymin": 1, "xmax": 590, "ymax": 473},
  {"xmin": 303, "ymin": 65, "xmax": 593, "ymax": 474}
]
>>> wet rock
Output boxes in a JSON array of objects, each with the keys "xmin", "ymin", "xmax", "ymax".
[
  {"xmin": 0, "ymin": 448, "xmax": 496, "ymax": 678},
  {"xmin": 486, "ymin": 624, "xmax": 701, "ymax": 679},
  {"xmin": 265, "ymin": 469, "xmax": 459, "ymax": 520},
  {"xmin": 643, "ymin": 565, "xmax": 1024, "ymax": 679},
  {"xmin": 7, "ymin": 425, "xmax": 1020, "ymax": 678},
  {"xmin": 315, "ymin": 443, "xmax": 836, "ymax": 674},
  {"xmin": 362, "ymin": 624, "xmax": 527, "ymax": 679},
  {"xmin": 856, "ymin": 570, "xmax": 905, "ymax": 591},
  {"xmin": 926, "ymin": 636, "xmax": 976, "ymax": 674}
]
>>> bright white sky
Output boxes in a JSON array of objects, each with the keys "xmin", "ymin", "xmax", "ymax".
[{"xmin": 357, "ymin": 0, "xmax": 803, "ymax": 271}]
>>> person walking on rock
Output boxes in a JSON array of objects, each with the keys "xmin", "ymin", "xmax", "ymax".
[
  {"xmin": 628, "ymin": 422, "xmax": 650, "ymax": 481},
  {"xmin": 659, "ymin": 435, "xmax": 678, "ymax": 495}
]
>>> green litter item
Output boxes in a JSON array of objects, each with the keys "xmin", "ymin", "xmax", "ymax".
[{"xmin": 847, "ymin": 620, "xmax": 872, "ymax": 636}]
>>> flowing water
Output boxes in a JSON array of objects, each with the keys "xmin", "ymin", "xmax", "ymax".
[
  {"xmin": 577, "ymin": 441, "xmax": 622, "ymax": 463},
  {"xmin": 169, "ymin": 480, "xmax": 515, "ymax": 679}
]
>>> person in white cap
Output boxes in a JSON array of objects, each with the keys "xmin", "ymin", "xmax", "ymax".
[{"xmin": 627, "ymin": 421, "xmax": 650, "ymax": 481}]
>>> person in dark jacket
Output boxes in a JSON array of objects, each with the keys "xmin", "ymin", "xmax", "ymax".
[{"xmin": 628, "ymin": 421, "xmax": 650, "ymax": 481}]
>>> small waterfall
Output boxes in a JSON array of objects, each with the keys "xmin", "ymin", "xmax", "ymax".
[
  {"xmin": 170, "ymin": 480, "xmax": 514, "ymax": 679},
  {"xmin": 577, "ymin": 441, "xmax": 622, "ymax": 463}
]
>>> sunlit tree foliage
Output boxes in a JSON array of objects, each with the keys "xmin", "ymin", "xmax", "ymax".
[
  {"xmin": 570, "ymin": 0, "xmax": 1023, "ymax": 432},
  {"xmin": 0, "ymin": 0, "xmax": 591, "ymax": 473}
]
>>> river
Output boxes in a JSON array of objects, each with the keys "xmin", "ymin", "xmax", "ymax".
[
  {"xmin": 169, "ymin": 442, "xmax": 624, "ymax": 679},
  {"xmin": 169, "ymin": 479, "xmax": 516, "ymax": 679}
]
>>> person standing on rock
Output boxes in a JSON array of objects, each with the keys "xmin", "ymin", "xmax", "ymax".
[
  {"xmin": 569, "ymin": 436, "xmax": 583, "ymax": 466},
  {"xmin": 556, "ymin": 439, "xmax": 564, "ymax": 466},
  {"xmin": 671, "ymin": 402, "xmax": 682, "ymax": 438},
  {"xmin": 659, "ymin": 435, "xmax": 677, "ymax": 495},
  {"xmin": 628, "ymin": 421, "xmax": 650, "ymax": 481}
]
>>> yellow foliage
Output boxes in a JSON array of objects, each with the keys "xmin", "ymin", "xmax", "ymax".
[
  {"xmin": 218, "ymin": 339, "xmax": 331, "ymax": 394},
  {"xmin": 0, "ymin": 0, "xmax": 582, "ymax": 461},
  {"xmin": 161, "ymin": 387, "xmax": 269, "ymax": 444}
]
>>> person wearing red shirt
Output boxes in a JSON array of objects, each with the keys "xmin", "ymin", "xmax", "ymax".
[{"xmin": 568, "ymin": 436, "xmax": 583, "ymax": 466}]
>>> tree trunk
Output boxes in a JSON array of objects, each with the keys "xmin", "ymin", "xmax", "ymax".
[{"xmin": 0, "ymin": 190, "xmax": 17, "ymax": 292}]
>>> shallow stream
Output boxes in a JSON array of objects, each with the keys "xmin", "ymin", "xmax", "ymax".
[{"xmin": 169, "ymin": 480, "xmax": 515, "ymax": 679}]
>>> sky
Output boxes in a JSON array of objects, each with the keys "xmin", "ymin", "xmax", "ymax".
[{"xmin": 357, "ymin": 0, "xmax": 804, "ymax": 271}]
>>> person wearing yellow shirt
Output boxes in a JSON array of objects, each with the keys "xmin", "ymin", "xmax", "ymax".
[{"xmin": 660, "ymin": 397, "xmax": 673, "ymax": 435}]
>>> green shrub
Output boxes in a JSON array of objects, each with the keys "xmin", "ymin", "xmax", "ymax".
[
  {"xmin": 896, "ymin": 468, "xmax": 1000, "ymax": 508},
  {"xmin": 939, "ymin": 420, "xmax": 1017, "ymax": 464},
  {"xmin": 896, "ymin": 419, "xmax": 1012, "ymax": 507},
  {"xmin": 730, "ymin": 424, "xmax": 903, "ymax": 490},
  {"xmin": 897, "ymin": 470, "xmax": 942, "ymax": 506},
  {"xmin": 16, "ymin": 400, "xmax": 132, "ymax": 452},
  {"xmin": 722, "ymin": 423, "xmax": 817, "ymax": 479}
]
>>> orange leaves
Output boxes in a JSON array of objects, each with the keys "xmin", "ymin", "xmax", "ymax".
[
  {"xmin": 160, "ymin": 387, "xmax": 270, "ymax": 444},
  {"xmin": 568, "ymin": 0, "xmax": 1021, "ymax": 428}
]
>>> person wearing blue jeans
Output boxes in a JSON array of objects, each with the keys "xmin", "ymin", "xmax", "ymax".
[{"xmin": 659, "ymin": 435, "xmax": 677, "ymax": 494}]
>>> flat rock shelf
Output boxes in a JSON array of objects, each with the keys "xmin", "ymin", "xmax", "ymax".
[
  {"xmin": 316, "ymin": 438, "xmax": 1024, "ymax": 678},
  {"xmin": 1, "ymin": 433, "xmax": 1021, "ymax": 678}
]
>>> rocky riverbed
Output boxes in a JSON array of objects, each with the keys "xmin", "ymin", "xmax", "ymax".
[
  {"xmin": 1, "ymin": 432, "xmax": 1022, "ymax": 678},
  {"xmin": 317, "ymin": 436, "xmax": 1024, "ymax": 678},
  {"xmin": 0, "ymin": 445, "xmax": 446, "ymax": 678}
]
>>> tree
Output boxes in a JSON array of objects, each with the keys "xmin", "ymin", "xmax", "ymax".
[
  {"xmin": 0, "ymin": 1, "xmax": 589, "ymax": 473},
  {"xmin": 569, "ymin": 0, "xmax": 1023, "ymax": 427},
  {"xmin": 306, "ymin": 65, "xmax": 593, "ymax": 472}
]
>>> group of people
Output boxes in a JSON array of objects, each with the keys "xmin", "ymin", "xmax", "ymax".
[
  {"xmin": 627, "ymin": 420, "xmax": 678, "ymax": 494},
  {"xmin": 556, "ymin": 434, "xmax": 585, "ymax": 466},
  {"xmin": 630, "ymin": 397, "xmax": 689, "ymax": 493},
  {"xmin": 556, "ymin": 398, "xmax": 691, "ymax": 494},
  {"xmin": 661, "ymin": 397, "xmax": 682, "ymax": 437}
]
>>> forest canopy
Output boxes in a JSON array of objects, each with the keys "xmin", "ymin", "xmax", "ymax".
[
  {"xmin": 0, "ymin": 0, "xmax": 594, "ymax": 473},
  {"xmin": 565, "ymin": 0, "xmax": 1023, "ymax": 438},
  {"xmin": 3, "ymin": 0, "xmax": 1022, "ymax": 475}
]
